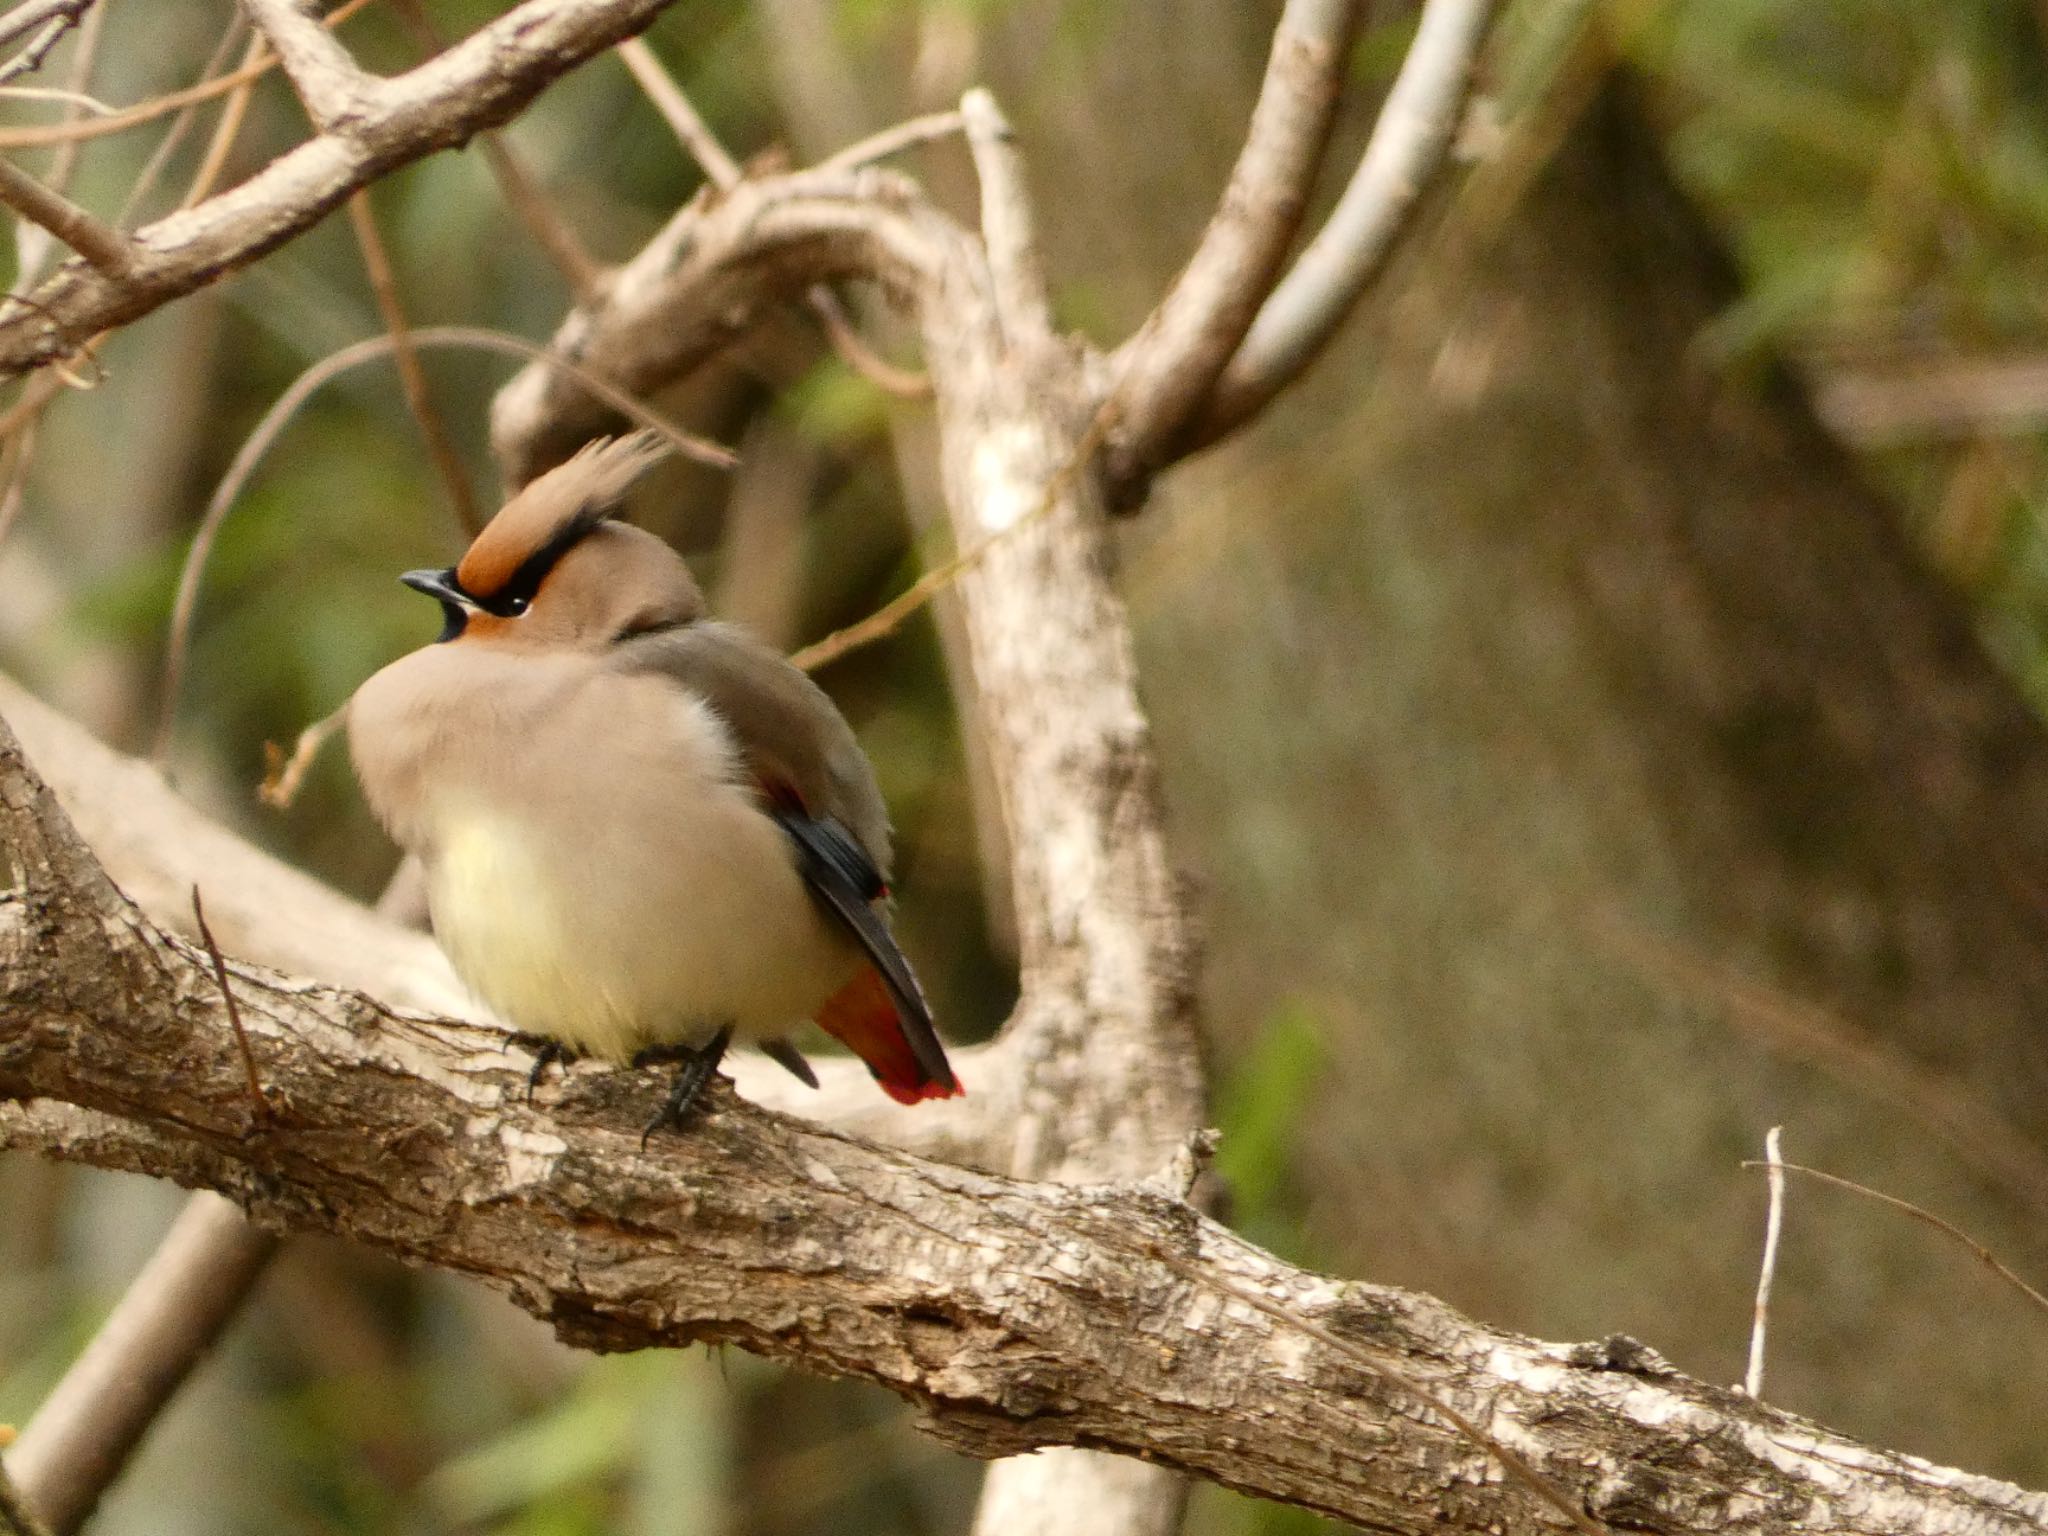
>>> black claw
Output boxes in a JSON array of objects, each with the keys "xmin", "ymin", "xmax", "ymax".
[
  {"xmin": 525, "ymin": 1038, "xmax": 574, "ymax": 1103},
  {"xmin": 638, "ymin": 1025, "xmax": 735, "ymax": 1148}
]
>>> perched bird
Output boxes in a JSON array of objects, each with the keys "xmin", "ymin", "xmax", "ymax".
[{"xmin": 348, "ymin": 432, "xmax": 960, "ymax": 1134}]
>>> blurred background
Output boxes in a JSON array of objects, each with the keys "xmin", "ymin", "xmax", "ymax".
[{"xmin": 4, "ymin": 0, "xmax": 2048, "ymax": 1531}]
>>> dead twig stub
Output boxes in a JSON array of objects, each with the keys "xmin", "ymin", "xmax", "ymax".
[{"xmin": 190, "ymin": 886, "xmax": 270, "ymax": 1122}]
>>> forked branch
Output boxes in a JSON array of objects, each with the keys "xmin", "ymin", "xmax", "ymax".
[
  {"xmin": 0, "ymin": 0, "xmax": 681, "ymax": 374},
  {"xmin": 1101, "ymin": 0, "xmax": 1358, "ymax": 496}
]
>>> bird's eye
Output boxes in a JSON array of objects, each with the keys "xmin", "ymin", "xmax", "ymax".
[{"xmin": 504, "ymin": 594, "xmax": 531, "ymax": 616}]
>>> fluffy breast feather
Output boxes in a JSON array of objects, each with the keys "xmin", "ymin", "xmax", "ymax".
[{"xmin": 353, "ymin": 651, "xmax": 862, "ymax": 1058}]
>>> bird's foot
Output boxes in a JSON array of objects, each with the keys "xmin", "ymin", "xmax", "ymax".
[
  {"xmin": 635, "ymin": 1025, "xmax": 735, "ymax": 1146},
  {"xmin": 524, "ymin": 1038, "xmax": 579, "ymax": 1103}
]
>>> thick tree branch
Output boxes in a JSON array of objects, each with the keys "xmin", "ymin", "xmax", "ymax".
[
  {"xmin": 1100, "ymin": 0, "xmax": 1358, "ymax": 500},
  {"xmin": 0, "ymin": 0, "xmax": 680, "ymax": 375},
  {"xmin": 489, "ymin": 166, "xmax": 964, "ymax": 485},
  {"xmin": 0, "ymin": 721, "xmax": 2042, "ymax": 1533},
  {"xmin": 1193, "ymin": 0, "xmax": 1497, "ymax": 445},
  {"xmin": 241, "ymin": 0, "xmax": 376, "ymax": 128}
]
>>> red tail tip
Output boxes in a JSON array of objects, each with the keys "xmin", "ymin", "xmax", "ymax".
[{"xmin": 878, "ymin": 1073, "xmax": 964, "ymax": 1107}]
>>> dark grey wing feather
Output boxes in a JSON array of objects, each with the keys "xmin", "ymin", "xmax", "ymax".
[
  {"xmin": 761, "ymin": 1038, "xmax": 820, "ymax": 1088},
  {"xmin": 774, "ymin": 810, "xmax": 955, "ymax": 1091},
  {"xmin": 613, "ymin": 622, "xmax": 892, "ymax": 872},
  {"xmin": 613, "ymin": 621, "xmax": 951, "ymax": 1088}
]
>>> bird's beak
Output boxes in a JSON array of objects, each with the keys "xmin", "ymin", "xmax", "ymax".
[{"xmin": 400, "ymin": 567, "xmax": 474, "ymax": 609}]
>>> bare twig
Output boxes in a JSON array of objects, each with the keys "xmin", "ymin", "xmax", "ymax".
[
  {"xmin": 7, "ymin": 1193, "xmax": 279, "ymax": 1536},
  {"xmin": 154, "ymin": 323, "xmax": 734, "ymax": 761},
  {"xmin": 0, "ymin": 0, "xmax": 686, "ymax": 374},
  {"xmin": 0, "ymin": 155, "xmax": 130, "ymax": 275},
  {"xmin": 813, "ymin": 109, "xmax": 965, "ymax": 174},
  {"xmin": 0, "ymin": 0, "xmax": 372, "ymax": 153},
  {"xmin": 1194, "ymin": 0, "xmax": 1498, "ymax": 446},
  {"xmin": 258, "ymin": 702, "xmax": 347, "ymax": 810},
  {"xmin": 345, "ymin": 191, "xmax": 485, "ymax": 532},
  {"xmin": 179, "ymin": 29, "xmax": 265, "ymax": 212},
  {"xmin": 1742, "ymin": 1125, "xmax": 1786, "ymax": 1398},
  {"xmin": 616, "ymin": 35, "xmax": 741, "ymax": 186},
  {"xmin": 808, "ymin": 286, "xmax": 929, "ymax": 396},
  {"xmin": 474, "ymin": 134, "xmax": 608, "ymax": 300},
  {"xmin": 0, "ymin": 0, "xmax": 89, "ymax": 89},
  {"xmin": 1104, "ymin": 0, "xmax": 1359, "ymax": 495},
  {"xmin": 0, "ymin": 84, "xmax": 108, "ymax": 114},
  {"xmin": 789, "ymin": 392, "xmax": 1120, "ymax": 673},
  {"xmin": 387, "ymin": 0, "xmax": 606, "ymax": 301},
  {"xmin": 190, "ymin": 887, "xmax": 269, "ymax": 1119},
  {"xmin": 1747, "ymin": 1159, "xmax": 2048, "ymax": 1320},
  {"xmin": 240, "ymin": 0, "xmax": 376, "ymax": 127}
]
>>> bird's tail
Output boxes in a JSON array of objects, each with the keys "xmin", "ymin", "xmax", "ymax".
[{"xmin": 815, "ymin": 965, "xmax": 962, "ymax": 1105}]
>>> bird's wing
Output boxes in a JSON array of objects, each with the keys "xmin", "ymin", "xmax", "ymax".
[
  {"xmin": 615, "ymin": 624, "xmax": 958, "ymax": 1100},
  {"xmin": 616, "ymin": 622, "xmax": 891, "ymax": 867}
]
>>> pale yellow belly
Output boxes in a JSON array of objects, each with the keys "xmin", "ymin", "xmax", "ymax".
[{"xmin": 425, "ymin": 797, "xmax": 860, "ymax": 1061}]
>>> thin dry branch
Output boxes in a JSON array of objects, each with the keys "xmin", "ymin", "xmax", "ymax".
[
  {"xmin": 1742, "ymin": 1125, "xmax": 1786, "ymax": 1398},
  {"xmin": 0, "ymin": 0, "xmax": 89, "ymax": 89},
  {"xmin": 344, "ymin": 191, "xmax": 484, "ymax": 532},
  {"xmin": 1102, "ymin": 0, "xmax": 1358, "ymax": 497},
  {"xmin": 1751, "ymin": 1159, "xmax": 2048, "ymax": 1319},
  {"xmin": 0, "ymin": 155, "xmax": 129, "ymax": 275},
  {"xmin": 0, "ymin": 712, "xmax": 2043, "ymax": 1535},
  {"xmin": 1193, "ymin": 0, "xmax": 1498, "ymax": 445},
  {"xmin": 0, "ymin": 0, "xmax": 374, "ymax": 152},
  {"xmin": 814, "ymin": 109, "xmax": 965, "ymax": 174},
  {"xmin": 388, "ymin": 0, "xmax": 605, "ymax": 301},
  {"xmin": 0, "ymin": 0, "xmax": 681, "ymax": 374},
  {"xmin": 616, "ymin": 35, "xmax": 740, "ymax": 186},
  {"xmin": 0, "ymin": 84, "xmax": 108, "ymax": 114}
]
